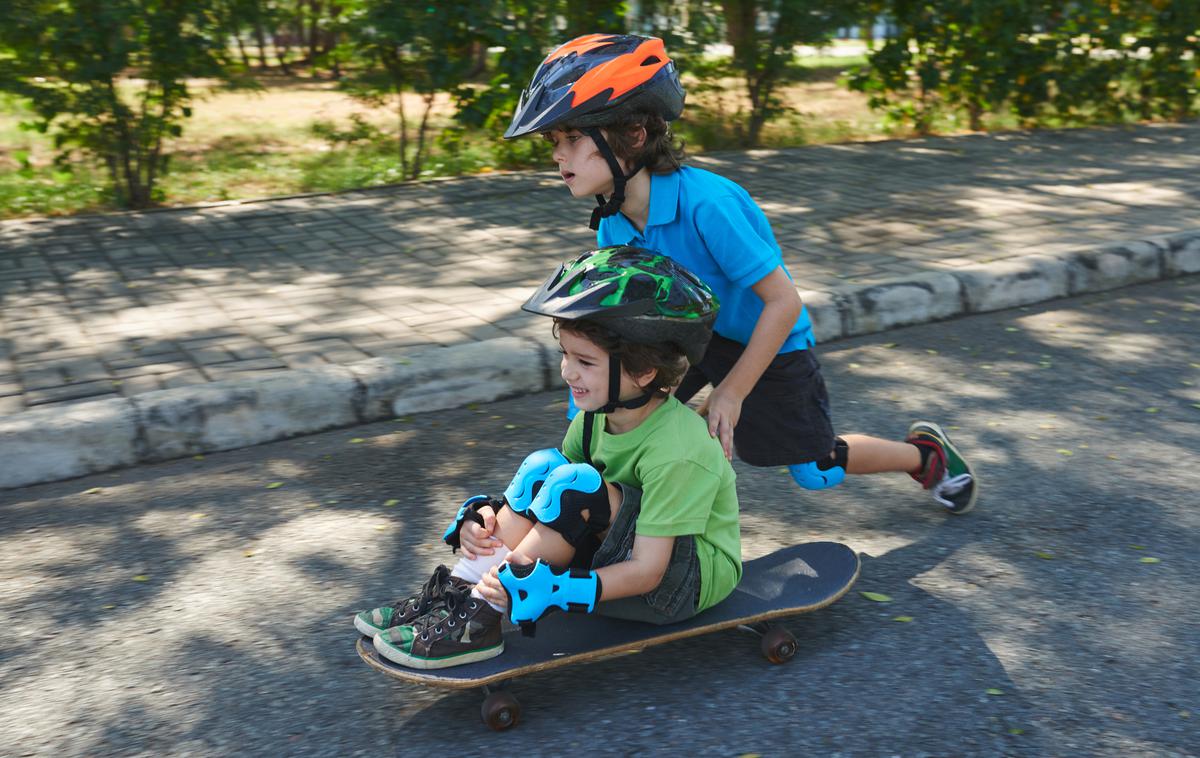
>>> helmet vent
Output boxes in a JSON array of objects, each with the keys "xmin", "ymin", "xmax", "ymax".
[{"xmin": 640, "ymin": 56, "xmax": 662, "ymax": 66}]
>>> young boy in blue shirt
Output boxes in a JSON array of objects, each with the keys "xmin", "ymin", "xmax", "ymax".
[
  {"xmin": 355, "ymin": 247, "xmax": 741, "ymax": 669},
  {"xmin": 504, "ymin": 33, "xmax": 977, "ymax": 513}
]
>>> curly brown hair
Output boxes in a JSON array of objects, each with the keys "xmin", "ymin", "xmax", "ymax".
[{"xmin": 553, "ymin": 318, "xmax": 688, "ymax": 397}]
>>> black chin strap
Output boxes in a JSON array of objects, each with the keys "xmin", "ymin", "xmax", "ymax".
[
  {"xmin": 583, "ymin": 126, "xmax": 644, "ymax": 231},
  {"xmin": 582, "ymin": 354, "xmax": 655, "ymax": 466}
]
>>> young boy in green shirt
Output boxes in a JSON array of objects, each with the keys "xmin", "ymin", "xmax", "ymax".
[{"xmin": 355, "ymin": 246, "xmax": 741, "ymax": 669}]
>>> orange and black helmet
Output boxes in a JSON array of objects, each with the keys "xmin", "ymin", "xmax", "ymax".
[{"xmin": 504, "ymin": 34, "xmax": 685, "ymax": 139}]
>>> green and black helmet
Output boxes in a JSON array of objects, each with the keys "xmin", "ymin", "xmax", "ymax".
[{"xmin": 523, "ymin": 246, "xmax": 719, "ymax": 366}]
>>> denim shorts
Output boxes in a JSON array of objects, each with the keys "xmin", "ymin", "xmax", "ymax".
[
  {"xmin": 587, "ymin": 484, "xmax": 702, "ymax": 625},
  {"xmin": 675, "ymin": 333, "xmax": 836, "ymax": 466}
]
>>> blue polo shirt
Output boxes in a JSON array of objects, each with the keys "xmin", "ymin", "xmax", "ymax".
[{"xmin": 598, "ymin": 166, "xmax": 815, "ymax": 354}]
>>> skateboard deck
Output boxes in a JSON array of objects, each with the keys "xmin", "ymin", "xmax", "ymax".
[{"xmin": 357, "ymin": 541, "xmax": 859, "ymax": 690}]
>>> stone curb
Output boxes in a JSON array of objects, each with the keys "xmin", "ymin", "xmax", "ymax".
[{"xmin": 2, "ymin": 230, "xmax": 1198, "ymax": 491}]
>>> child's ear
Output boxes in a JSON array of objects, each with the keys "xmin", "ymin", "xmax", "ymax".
[
  {"xmin": 629, "ymin": 124, "xmax": 647, "ymax": 150},
  {"xmin": 631, "ymin": 366, "xmax": 658, "ymax": 391}
]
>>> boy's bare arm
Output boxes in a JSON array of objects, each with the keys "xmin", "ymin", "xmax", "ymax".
[
  {"xmin": 595, "ymin": 533, "xmax": 675, "ymax": 600},
  {"xmin": 701, "ymin": 266, "xmax": 802, "ymax": 458}
]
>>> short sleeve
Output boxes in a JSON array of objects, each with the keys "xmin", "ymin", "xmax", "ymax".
[{"xmin": 693, "ymin": 195, "xmax": 780, "ymax": 289}]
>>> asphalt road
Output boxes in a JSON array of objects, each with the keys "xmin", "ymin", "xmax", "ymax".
[{"xmin": 2, "ymin": 277, "xmax": 1197, "ymax": 757}]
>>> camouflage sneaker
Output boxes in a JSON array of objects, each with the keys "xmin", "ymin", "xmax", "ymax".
[
  {"xmin": 906, "ymin": 421, "xmax": 978, "ymax": 514},
  {"xmin": 373, "ymin": 585, "xmax": 504, "ymax": 670},
  {"xmin": 353, "ymin": 565, "xmax": 471, "ymax": 638}
]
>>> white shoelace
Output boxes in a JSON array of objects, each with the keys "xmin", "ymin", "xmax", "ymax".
[{"xmin": 932, "ymin": 473, "xmax": 973, "ymax": 509}]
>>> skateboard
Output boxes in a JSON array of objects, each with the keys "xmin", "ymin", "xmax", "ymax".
[{"xmin": 356, "ymin": 541, "xmax": 860, "ymax": 730}]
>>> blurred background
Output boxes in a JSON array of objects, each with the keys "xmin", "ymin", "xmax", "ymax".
[{"xmin": 1, "ymin": 0, "xmax": 1197, "ymax": 217}]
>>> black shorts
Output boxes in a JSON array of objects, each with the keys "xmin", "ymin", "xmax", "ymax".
[{"xmin": 676, "ymin": 333, "xmax": 836, "ymax": 467}]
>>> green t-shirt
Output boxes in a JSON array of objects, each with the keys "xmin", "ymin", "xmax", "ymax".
[{"xmin": 562, "ymin": 396, "xmax": 742, "ymax": 612}]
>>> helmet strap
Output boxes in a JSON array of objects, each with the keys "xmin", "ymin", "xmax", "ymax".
[
  {"xmin": 597, "ymin": 352, "xmax": 656, "ymax": 414},
  {"xmin": 584, "ymin": 126, "xmax": 644, "ymax": 231}
]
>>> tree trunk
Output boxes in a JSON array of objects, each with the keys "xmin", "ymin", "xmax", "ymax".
[
  {"xmin": 253, "ymin": 21, "xmax": 269, "ymax": 69},
  {"xmin": 410, "ymin": 93, "xmax": 436, "ymax": 180},
  {"xmin": 236, "ymin": 34, "xmax": 251, "ymax": 69}
]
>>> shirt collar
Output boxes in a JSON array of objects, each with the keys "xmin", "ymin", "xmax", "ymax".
[
  {"xmin": 646, "ymin": 170, "xmax": 681, "ymax": 228},
  {"xmin": 609, "ymin": 170, "xmax": 681, "ymax": 242}
]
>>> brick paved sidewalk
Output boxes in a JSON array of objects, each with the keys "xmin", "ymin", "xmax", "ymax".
[{"xmin": 1, "ymin": 122, "xmax": 1198, "ymax": 415}]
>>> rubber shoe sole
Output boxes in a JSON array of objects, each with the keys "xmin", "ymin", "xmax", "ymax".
[{"xmin": 373, "ymin": 632, "xmax": 504, "ymax": 670}]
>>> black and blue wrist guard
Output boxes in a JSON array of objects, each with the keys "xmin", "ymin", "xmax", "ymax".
[
  {"xmin": 497, "ymin": 559, "xmax": 602, "ymax": 629},
  {"xmin": 442, "ymin": 494, "xmax": 502, "ymax": 552}
]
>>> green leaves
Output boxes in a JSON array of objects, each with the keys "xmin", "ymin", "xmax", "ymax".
[
  {"xmin": 860, "ymin": 591, "xmax": 892, "ymax": 603},
  {"xmin": 852, "ymin": 1, "xmax": 1200, "ymax": 132}
]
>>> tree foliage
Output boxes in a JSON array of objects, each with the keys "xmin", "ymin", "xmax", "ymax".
[
  {"xmin": 850, "ymin": 0, "xmax": 1200, "ymax": 133},
  {"xmin": 0, "ymin": 0, "xmax": 228, "ymax": 208}
]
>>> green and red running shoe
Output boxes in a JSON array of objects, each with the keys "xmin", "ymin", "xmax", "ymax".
[{"xmin": 906, "ymin": 421, "xmax": 978, "ymax": 514}]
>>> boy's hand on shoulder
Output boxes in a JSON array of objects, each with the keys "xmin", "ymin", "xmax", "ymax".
[
  {"xmin": 698, "ymin": 385, "xmax": 742, "ymax": 461},
  {"xmin": 459, "ymin": 505, "xmax": 501, "ymax": 560},
  {"xmin": 476, "ymin": 565, "xmax": 508, "ymax": 611}
]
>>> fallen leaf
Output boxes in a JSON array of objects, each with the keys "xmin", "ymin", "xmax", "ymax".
[
  {"xmin": 193, "ymin": 454, "xmax": 205, "ymax": 460},
  {"xmin": 189, "ymin": 513, "xmax": 207, "ymax": 519},
  {"xmin": 265, "ymin": 482, "xmax": 284, "ymax": 489},
  {"xmin": 1144, "ymin": 407, "xmax": 1160, "ymax": 414},
  {"xmin": 986, "ymin": 688, "xmax": 1005, "ymax": 696},
  {"xmin": 1094, "ymin": 415, "xmax": 1109, "ymax": 421},
  {"xmin": 504, "ymin": 424, "xmax": 518, "ymax": 430},
  {"xmin": 1008, "ymin": 728, "xmax": 1025, "ymax": 735},
  {"xmin": 349, "ymin": 437, "xmax": 366, "ymax": 444},
  {"xmin": 860, "ymin": 591, "xmax": 892, "ymax": 602},
  {"xmin": 883, "ymin": 342, "xmax": 898, "ymax": 348},
  {"xmin": 132, "ymin": 575, "xmax": 149, "ymax": 582},
  {"xmin": 1139, "ymin": 557, "xmax": 1161, "ymax": 564},
  {"xmin": 83, "ymin": 487, "xmax": 102, "ymax": 495},
  {"xmin": 244, "ymin": 551, "xmax": 254, "ymax": 558},
  {"xmin": 1057, "ymin": 449, "xmax": 1073, "ymax": 456},
  {"xmin": 1005, "ymin": 327, "xmax": 1019, "ymax": 332},
  {"xmin": 892, "ymin": 616, "xmax": 914, "ymax": 622},
  {"xmin": 101, "ymin": 604, "xmax": 116, "ymax": 610},
  {"xmin": 383, "ymin": 499, "xmax": 399, "ymax": 507},
  {"xmin": 1129, "ymin": 544, "xmax": 1145, "ymax": 550},
  {"xmin": 1036, "ymin": 551, "xmax": 1055, "ymax": 560},
  {"xmin": 1106, "ymin": 454, "xmax": 1119, "ymax": 460}
]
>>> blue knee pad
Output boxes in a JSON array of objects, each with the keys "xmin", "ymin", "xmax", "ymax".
[
  {"xmin": 497, "ymin": 559, "xmax": 602, "ymax": 625},
  {"xmin": 789, "ymin": 460, "xmax": 845, "ymax": 490},
  {"xmin": 528, "ymin": 463, "xmax": 610, "ymax": 545},
  {"xmin": 790, "ymin": 438, "xmax": 848, "ymax": 490},
  {"xmin": 504, "ymin": 448, "xmax": 570, "ymax": 519}
]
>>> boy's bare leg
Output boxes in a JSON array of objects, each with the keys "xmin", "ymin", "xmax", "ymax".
[
  {"xmin": 841, "ymin": 434, "xmax": 921, "ymax": 475},
  {"xmin": 491, "ymin": 504, "xmax": 538, "ymax": 550}
]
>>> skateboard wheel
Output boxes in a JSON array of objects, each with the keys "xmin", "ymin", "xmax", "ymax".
[
  {"xmin": 761, "ymin": 626, "xmax": 797, "ymax": 664},
  {"xmin": 481, "ymin": 691, "xmax": 521, "ymax": 731}
]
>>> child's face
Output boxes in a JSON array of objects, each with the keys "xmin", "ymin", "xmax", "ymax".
[
  {"xmin": 558, "ymin": 328, "xmax": 649, "ymax": 412},
  {"xmin": 545, "ymin": 128, "xmax": 615, "ymax": 199}
]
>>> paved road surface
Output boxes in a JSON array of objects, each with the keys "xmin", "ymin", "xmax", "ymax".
[{"xmin": 2, "ymin": 277, "xmax": 1197, "ymax": 756}]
